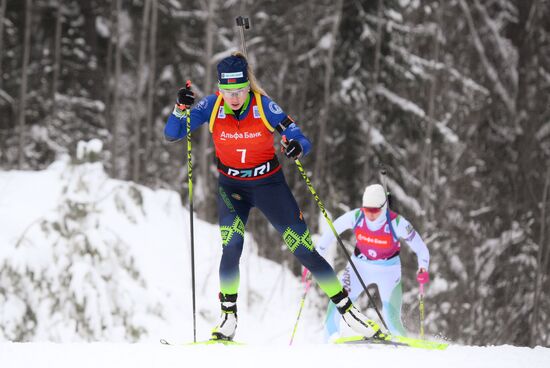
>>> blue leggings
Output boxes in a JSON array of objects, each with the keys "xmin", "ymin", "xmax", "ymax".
[{"xmin": 217, "ymin": 170, "xmax": 343, "ymax": 298}]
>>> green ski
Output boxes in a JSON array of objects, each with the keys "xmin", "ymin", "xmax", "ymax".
[
  {"xmin": 334, "ymin": 334, "xmax": 449, "ymax": 350},
  {"xmin": 160, "ymin": 338, "xmax": 244, "ymax": 346}
]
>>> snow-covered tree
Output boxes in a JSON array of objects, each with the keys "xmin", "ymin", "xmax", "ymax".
[{"xmin": 0, "ymin": 140, "xmax": 164, "ymax": 341}]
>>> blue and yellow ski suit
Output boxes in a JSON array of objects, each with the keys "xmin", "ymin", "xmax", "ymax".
[{"xmin": 164, "ymin": 91, "xmax": 345, "ymax": 299}]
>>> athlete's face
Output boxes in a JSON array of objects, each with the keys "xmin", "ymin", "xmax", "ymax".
[
  {"xmin": 219, "ymin": 86, "xmax": 250, "ymax": 110},
  {"xmin": 363, "ymin": 207, "xmax": 382, "ymax": 221}
]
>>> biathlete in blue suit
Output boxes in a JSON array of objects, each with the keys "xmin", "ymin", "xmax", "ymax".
[{"xmin": 164, "ymin": 52, "xmax": 383, "ymax": 341}]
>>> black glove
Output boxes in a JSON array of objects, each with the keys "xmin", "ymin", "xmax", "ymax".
[
  {"xmin": 176, "ymin": 87, "xmax": 195, "ymax": 107},
  {"xmin": 176, "ymin": 80, "xmax": 195, "ymax": 107},
  {"xmin": 281, "ymin": 137, "xmax": 303, "ymax": 159}
]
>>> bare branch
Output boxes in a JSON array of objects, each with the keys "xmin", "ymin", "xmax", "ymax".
[
  {"xmin": 458, "ymin": 0, "xmax": 516, "ymax": 115},
  {"xmin": 472, "ymin": 0, "xmax": 518, "ymax": 91}
]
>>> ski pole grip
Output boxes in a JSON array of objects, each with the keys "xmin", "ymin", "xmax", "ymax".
[
  {"xmin": 236, "ymin": 16, "xmax": 250, "ymax": 29},
  {"xmin": 301, "ymin": 267, "xmax": 310, "ymax": 283},
  {"xmin": 417, "ymin": 270, "xmax": 430, "ymax": 285}
]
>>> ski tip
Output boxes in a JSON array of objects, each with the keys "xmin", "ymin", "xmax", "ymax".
[{"xmin": 333, "ymin": 335, "xmax": 367, "ymax": 344}]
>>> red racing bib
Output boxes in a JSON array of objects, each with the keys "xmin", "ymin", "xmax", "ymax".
[
  {"xmin": 354, "ymin": 209, "xmax": 400, "ymax": 260},
  {"xmin": 210, "ymin": 94, "xmax": 275, "ymax": 169}
]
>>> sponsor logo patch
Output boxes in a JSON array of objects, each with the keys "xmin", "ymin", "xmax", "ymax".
[
  {"xmin": 253, "ymin": 106, "xmax": 261, "ymax": 118},
  {"xmin": 406, "ymin": 231, "xmax": 416, "ymax": 242},
  {"xmin": 357, "ymin": 234, "xmax": 390, "ymax": 247},
  {"xmin": 343, "ymin": 267, "xmax": 351, "ymax": 293},
  {"xmin": 221, "ymin": 72, "xmax": 244, "ymax": 79},
  {"xmin": 219, "ymin": 131, "xmax": 262, "ymax": 140},
  {"xmin": 226, "ymin": 161, "xmax": 272, "ymax": 178},
  {"xmin": 231, "ymin": 193, "xmax": 242, "ymax": 201},
  {"xmin": 218, "ymin": 106, "xmax": 226, "ymax": 119},
  {"xmin": 196, "ymin": 98, "xmax": 208, "ymax": 110},
  {"xmin": 268, "ymin": 101, "xmax": 283, "ymax": 114}
]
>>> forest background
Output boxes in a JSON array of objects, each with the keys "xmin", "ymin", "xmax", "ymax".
[{"xmin": 0, "ymin": 0, "xmax": 549, "ymax": 347}]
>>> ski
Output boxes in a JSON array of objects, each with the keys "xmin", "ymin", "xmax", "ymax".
[
  {"xmin": 333, "ymin": 335, "xmax": 449, "ymax": 350},
  {"xmin": 160, "ymin": 338, "xmax": 244, "ymax": 346}
]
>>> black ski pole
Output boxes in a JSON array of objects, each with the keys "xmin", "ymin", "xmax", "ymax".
[
  {"xmin": 293, "ymin": 159, "xmax": 389, "ymax": 331},
  {"xmin": 184, "ymin": 80, "xmax": 197, "ymax": 343},
  {"xmin": 235, "ymin": 16, "xmax": 250, "ymax": 57}
]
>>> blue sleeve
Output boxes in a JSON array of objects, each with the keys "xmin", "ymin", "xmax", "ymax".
[
  {"xmin": 260, "ymin": 95, "xmax": 312, "ymax": 156},
  {"xmin": 163, "ymin": 95, "xmax": 217, "ymax": 141}
]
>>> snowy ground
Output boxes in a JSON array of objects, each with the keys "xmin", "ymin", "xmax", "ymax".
[{"xmin": 1, "ymin": 342, "xmax": 549, "ymax": 368}]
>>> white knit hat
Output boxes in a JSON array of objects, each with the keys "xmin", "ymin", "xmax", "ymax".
[{"xmin": 362, "ymin": 184, "xmax": 387, "ymax": 208}]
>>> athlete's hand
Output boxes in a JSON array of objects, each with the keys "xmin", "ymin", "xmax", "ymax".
[
  {"xmin": 416, "ymin": 268, "xmax": 429, "ymax": 284},
  {"xmin": 176, "ymin": 80, "xmax": 195, "ymax": 109},
  {"xmin": 281, "ymin": 136, "xmax": 303, "ymax": 159},
  {"xmin": 301, "ymin": 267, "xmax": 311, "ymax": 283}
]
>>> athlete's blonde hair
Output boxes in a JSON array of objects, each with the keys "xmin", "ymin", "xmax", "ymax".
[{"xmin": 231, "ymin": 51, "xmax": 268, "ymax": 97}]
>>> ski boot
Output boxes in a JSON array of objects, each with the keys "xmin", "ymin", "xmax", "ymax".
[
  {"xmin": 370, "ymin": 328, "xmax": 391, "ymax": 342},
  {"xmin": 211, "ymin": 293, "xmax": 238, "ymax": 341},
  {"xmin": 332, "ymin": 290, "xmax": 380, "ymax": 338}
]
